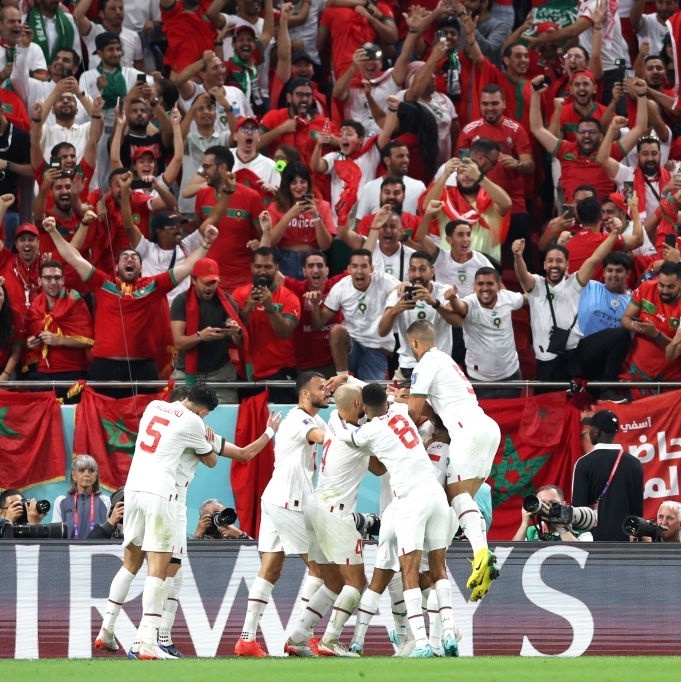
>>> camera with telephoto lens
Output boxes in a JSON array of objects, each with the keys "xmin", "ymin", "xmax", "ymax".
[
  {"xmin": 17, "ymin": 498, "xmax": 51, "ymax": 523},
  {"xmin": 0, "ymin": 521, "xmax": 67, "ymax": 539},
  {"xmin": 353, "ymin": 512, "xmax": 381, "ymax": 539},
  {"xmin": 210, "ymin": 507, "xmax": 237, "ymax": 529},
  {"xmin": 522, "ymin": 495, "xmax": 597, "ymax": 530},
  {"xmin": 622, "ymin": 515, "xmax": 665, "ymax": 541}
]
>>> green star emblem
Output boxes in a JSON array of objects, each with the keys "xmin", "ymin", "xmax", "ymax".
[
  {"xmin": 489, "ymin": 435, "xmax": 551, "ymax": 507},
  {"xmin": 0, "ymin": 406, "xmax": 19, "ymax": 437},
  {"xmin": 101, "ymin": 417, "xmax": 136, "ymax": 457}
]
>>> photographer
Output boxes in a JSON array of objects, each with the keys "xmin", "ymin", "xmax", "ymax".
[
  {"xmin": 190, "ymin": 499, "xmax": 249, "ymax": 540},
  {"xmin": 624, "ymin": 501, "xmax": 681, "ymax": 543},
  {"xmin": 512, "ymin": 485, "xmax": 594, "ymax": 542},
  {"xmin": 0, "ymin": 488, "xmax": 59, "ymax": 539}
]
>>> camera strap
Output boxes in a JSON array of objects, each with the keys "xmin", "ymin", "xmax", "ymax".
[
  {"xmin": 544, "ymin": 280, "xmax": 577, "ymax": 331},
  {"xmin": 596, "ymin": 447, "xmax": 625, "ymax": 507}
]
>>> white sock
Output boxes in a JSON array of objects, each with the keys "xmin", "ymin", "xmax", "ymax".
[
  {"xmin": 427, "ymin": 589, "xmax": 441, "ymax": 649},
  {"xmin": 403, "ymin": 587, "xmax": 428, "ymax": 648},
  {"xmin": 241, "ymin": 577, "xmax": 274, "ymax": 641},
  {"xmin": 453, "ymin": 493, "xmax": 487, "ymax": 554},
  {"xmin": 352, "ymin": 588, "xmax": 380, "ymax": 646},
  {"xmin": 387, "ymin": 573, "xmax": 409, "ymax": 644},
  {"xmin": 139, "ymin": 576, "xmax": 164, "ymax": 647},
  {"xmin": 289, "ymin": 585, "xmax": 337, "ymax": 643},
  {"xmin": 101, "ymin": 567, "xmax": 135, "ymax": 632},
  {"xmin": 323, "ymin": 585, "xmax": 361, "ymax": 643},
  {"xmin": 159, "ymin": 567, "xmax": 183, "ymax": 645},
  {"xmin": 434, "ymin": 579, "xmax": 455, "ymax": 639},
  {"xmin": 297, "ymin": 574, "xmax": 324, "ymax": 618}
]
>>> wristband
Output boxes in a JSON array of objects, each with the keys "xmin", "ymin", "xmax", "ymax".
[
  {"xmin": 654, "ymin": 330, "xmax": 662, "ymax": 340},
  {"xmin": 431, "ymin": 299, "xmax": 441, "ymax": 310},
  {"xmin": 265, "ymin": 426, "xmax": 275, "ymax": 440},
  {"xmin": 32, "ymin": 117, "xmax": 42, "ymax": 123},
  {"xmin": 388, "ymin": 107, "xmax": 398, "ymax": 112},
  {"xmin": 0, "ymin": 370, "xmax": 8, "ymax": 377},
  {"xmin": 201, "ymin": 241, "xmax": 210, "ymax": 249},
  {"xmin": 91, "ymin": 115, "xmax": 103, "ymax": 119},
  {"xmin": 214, "ymin": 40, "xmax": 224, "ymax": 46},
  {"xmin": 196, "ymin": 331, "xmax": 202, "ymax": 341},
  {"xmin": 223, "ymin": 189, "xmax": 235, "ymax": 195},
  {"xmin": 477, "ymin": 173, "xmax": 485, "ymax": 183},
  {"xmin": 408, "ymin": 29, "xmax": 418, "ymax": 33}
]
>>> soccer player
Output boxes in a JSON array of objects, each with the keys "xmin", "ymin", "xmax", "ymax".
[
  {"xmin": 235, "ymin": 371, "xmax": 328, "ymax": 657},
  {"xmin": 343, "ymin": 383, "xmax": 457, "ymax": 658},
  {"xmin": 406, "ymin": 320, "xmax": 501, "ymax": 601}
]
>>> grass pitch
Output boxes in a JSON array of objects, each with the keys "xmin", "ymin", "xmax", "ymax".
[{"xmin": 2, "ymin": 657, "xmax": 680, "ymax": 682}]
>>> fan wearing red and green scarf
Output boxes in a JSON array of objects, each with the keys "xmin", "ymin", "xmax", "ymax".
[
  {"xmin": 27, "ymin": 0, "xmax": 78, "ymax": 64},
  {"xmin": 170, "ymin": 257, "xmax": 252, "ymax": 405}
]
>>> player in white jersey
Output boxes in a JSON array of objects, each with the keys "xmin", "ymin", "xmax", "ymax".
[
  {"xmin": 100, "ymin": 386, "xmax": 217, "ymax": 660},
  {"xmin": 285, "ymin": 382, "xmax": 384, "ymax": 657},
  {"xmin": 235, "ymin": 371, "xmax": 328, "ymax": 657},
  {"xmin": 95, "ymin": 386, "xmax": 280, "ymax": 659},
  {"xmin": 406, "ymin": 320, "xmax": 501, "ymax": 602},
  {"xmin": 345, "ymin": 383, "xmax": 457, "ymax": 658}
]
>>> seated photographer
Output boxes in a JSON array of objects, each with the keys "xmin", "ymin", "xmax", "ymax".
[
  {"xmin": 87, "ymin": 487, "xmax": 124, "ymax": 540},
  {"xmin": 0, "ymin": 489, "xmax": 50, "ymax": 526},
  {"xmin": 624, "ymin": 501, "xmax": 681, "ymax": 543},
  {"xmin": 512, "ymin": 485, "xmax": 594, "ymax": 542},
  {"xmin": 190, "ymin": 499, "xmax": 250, "ymax": 540}
]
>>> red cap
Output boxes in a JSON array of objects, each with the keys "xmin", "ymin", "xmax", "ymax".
[
  {"xmin": 608, "ymin": 192, "xmax": 630, "ymax": 215},
  {"xmin": 234, "ymin": 24, "xmax": 256, "ymax": 38},
  {"xmin": 16, "ymin": 222, "xmax": 40, "ymax": 238},
  {"xmin": 535, "ymin": 21, "xmax": 559, "ymax": 34},
  {"xmin": 131, "ymin": 146, "xmax": 158, "ymax": 161},
  {"xmin": 571, "ymin": 69, "xmax": 596, "ymax": 83},
  {"xmin": 235, "ymin": 116, "xmax": 260, "ymax": 130},
  {"xmin": 192, "ymin": 258, "xmax": 220, "ymax": 282}
]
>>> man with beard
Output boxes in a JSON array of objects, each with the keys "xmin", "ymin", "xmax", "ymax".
[
  {"xmin": 512, "ymin": 228, "xmax": 620, "ymax": 386},
  {"xmin": 234, "ymin": 371, "xmax": 327, "ymax": 656},
  {"xmin": 74, "ymin": 0, "xmax": 144, "ymax": 70},
  {"xmin": 311, "ymin": 248, "xmax": 399, "ymax": 380},
  {"xmin": 195, "ymin": 144, "xmax": 264, "ymax": 291},
  {"xmin": 26, "ymin": 0, "xmax": 82, "ymax": 65},
  {"xmin": 456, "ymin": 84, "xmax": 534, "ymax": 254},
  {"xmin": 421, "ymin": 140, "xmax": 511, "ymax": 264},
  {"xmin": 530, "ymin": 75, "xmax": 648, "ymax": 203},
  {"xmin": 25, "ymin": 260, "xmax": 94, "ymax": 399},
  {"xmin": 231, "ymin": 246, "xmax": 300, "ymax": 402},
  {"xmin": 354, "ymin": 143, "xmax": 425, "ymax": 222},
  {"xmin": 175, "ymin": 52, "xmax": 250, "ymax": 136},
  {"xmin": 41, "ymin": 215, "xmax": 218, "ymax": 397},
  {"xmin": 617, "ymin": 261, "xmax": 681, "ymax": 400},
  {"xmin": 597, "ymin": 122, "xmax": 671, "ymax": 221},
  {"xmin": 556, "ymin": 70, "xmax": 614, "ymax": 142},
  {"xmin": 630, "ymin": 0, "xmax": 679, "ymax": 55},
  {"xmin": 378, "ymin": 250, "xmax": 456, "ymax": 380},
  {"xmin": 447, "ymin": 266, "xmax": 527, "ymax": 399},
  {"xmin": 259, "ymin": 78, "xmax": 328, "ymax": 171}
]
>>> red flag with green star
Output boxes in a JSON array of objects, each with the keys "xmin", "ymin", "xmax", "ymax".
[
  {"xmin": 73, "ymin": 387, "xmax": 158, "ymax": 489},
  {"xmin": 0, "ymin": 390, "xmax": 66, "ymax": 489},
  {"xmin": 483, "ymin": 391, "xmax": 584, "ymax": 541}
]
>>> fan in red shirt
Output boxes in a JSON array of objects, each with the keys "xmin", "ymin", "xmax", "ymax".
[
  {"xmin": 195, "ymin": 145, "xmax": 264, "ymax": 293},
  {"xmin": 161, "ymin": 0, "xmax": 217, "ymax": 75}
]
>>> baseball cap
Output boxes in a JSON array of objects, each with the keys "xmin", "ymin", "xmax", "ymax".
[
  {"xmin": 16, "ymin": 222, "xmax": 39, "ymax": 238},
  {"xmin": 571, "ymin": 69, "xmax": 597, "ymax": 83},
  {"xmin": 150, "ymin": 211, "xmax": 182, "ymax": 232},
  {"xmin": 131, "ymin": 146, "xmax": 158, "ymax": 161},
  {"xmin": 581, "ymin": 410, "xmax": 619, "ymax": 434},
  {"xmin": 292, "ymin": 51, "xmax": 314, "ymax": 64},
  {"xmin": 94, "ymin": 31, "xmax": 121, "ymax": 54},
  {"xmin": 535, "ymin": 21, "xmax": 559, "ymax": 34},
  {"xmin": 235, "ymin": 115, "xmax": 260, "ymax": 130},
  {"xmin": 234, "ymin": 24, "xmax": 256, "ymax": 38},
  {"xmin": 608, "ymin": 192, "xmax": 629, "ymax": 216},
  {"xmin": 193, "ymin": 258, "xmax": 220, "ymax": 282}
]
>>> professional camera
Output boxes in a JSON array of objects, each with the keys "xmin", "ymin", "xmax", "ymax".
[
  {"xmin": 522, "ymin": 495, "xmax": 597, "ymax": 530},
  {"xmin": 210, "ymin": 507, "xmax": 237, "ymax": 529},
  {"xmin": 353, "ymin": 512, "xmax": 381, "ymax": 539},
  {"xmin": 622, "ymin": 515, "xmax": 665, "ymax": 541},
  {"xmin": 1, "ymin": 522, "xmax": 67, "ymax": 539},
  {"xmin": 16, "ymin": 498, "xmax": 51, "ymax": 523}
]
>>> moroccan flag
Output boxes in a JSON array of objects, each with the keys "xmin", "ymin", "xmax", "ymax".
[
  {"xmin": 0, "ymin": 390, "xmax": 66, "ymax": 489},
  {"xmin": 668, "ymin": 14, "xmax": 681, "ymax": 111},
  {"xmin": 230, "ymin": 390, "xmax": 274, "ymax": 539},
  {"xmin": 73, "ymin": 387, "xmax": 158, "ymax": 490},
  {"xmin": 483, "ymin": 391, "xmax": 584, "ymax": 541}
]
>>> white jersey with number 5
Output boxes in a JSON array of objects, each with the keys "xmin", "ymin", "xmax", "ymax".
[
  {"xmin": 126, "ymin": 400, "xmax": 213, "ymax": 499},
  {"xmin": 410, "ymin": 347, "xmax": 485, "ymax": 431},
  {"xmin": 351, "ymin": 402, "xmax": 436, "ymax": 498}
]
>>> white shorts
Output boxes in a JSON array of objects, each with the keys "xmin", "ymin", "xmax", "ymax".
[
  {"xmin": 419, "ymin": 508, "xmax": 458, "ymax": 573},
  {"xmin": 305, "ymin": 502, "xmax": 364, "ymax": 565},
  {"xmin": 394, "ymin": 483, "xmax": 450, "ymax": 556},
  {"xmin": 123, "ymin": 490, "xmax": 176, "ymax": 553},
  {"xmin": 375, "ymin": 499, "xmax": 399, "ymax": 572},
  {"xmin": 446, "ymin": 413, "xmax": 501, "ymax": 482},
  {"xmin": 173, "ymin": 497, "xmax": 187, "ymax": 560},
  {"xmin": 258, "ymin": 500, "xmax": 309, "ymax": 555}
]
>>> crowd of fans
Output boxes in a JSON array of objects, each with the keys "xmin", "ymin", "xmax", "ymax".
[{"xmin": 1, "ymin": 0, "xmax": 681, "ymax": 403}]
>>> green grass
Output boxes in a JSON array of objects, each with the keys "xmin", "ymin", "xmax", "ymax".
[{"xmin": 2, "ymin": 657, "xmax": 681, "ymax": 682}]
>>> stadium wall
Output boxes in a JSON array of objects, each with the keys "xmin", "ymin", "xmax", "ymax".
[{"xmin": 0, "ymin": 541, "xmax": 676, "ymax": 658}]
